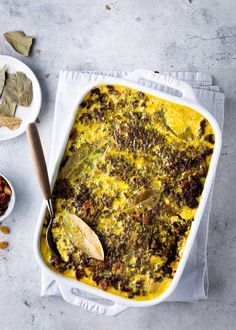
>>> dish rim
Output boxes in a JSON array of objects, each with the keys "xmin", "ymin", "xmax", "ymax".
[{"xmin": 33, "ymin": 76, "xmax": 222, "ymax": 309}]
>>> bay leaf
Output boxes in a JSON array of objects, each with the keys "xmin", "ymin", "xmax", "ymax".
[
  {"xmin": 61, "ymin": 143, "xmax": 91, "ymax": 179},
  {"xmin": 0, "ymin": 64, "xmax": 7, "ymax": 95},
  {"xmin": 61, "ymin": 141, "xmax": 108, "ymax": 179},
  {"xmin": 123, "ymin": 189, "xmax": 160, "ymax": 213},
  {"xmin": 2, "ymin": 72, "xmax": 33, "ymax": 106},
  {"xmin": 63, "ymin": 213, "xmax": 104, "ymax": 260},
  {"xmin": 0, "ymin": 99, "xmax": 16, "ymax": 117},
  {"xmin": 0, "ymin": 116, "xmax": 22, "ymax": 130},
  {"xmin": 178, "ymin": 127, "xmax": 193, "ymax": 141},
  {"xmin": 3, "ymin": 31, "xmax": 33, "ymax": 56}
]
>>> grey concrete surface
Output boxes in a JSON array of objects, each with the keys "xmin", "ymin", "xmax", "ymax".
[{"xmin": 0, "ymin": 0, "xmax": 235, "ymax": 329}]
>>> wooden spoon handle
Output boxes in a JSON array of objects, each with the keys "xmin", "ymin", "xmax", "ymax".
[{"xmin": 26, "ymin": 123, "xmax": 51, "ymax": 200}]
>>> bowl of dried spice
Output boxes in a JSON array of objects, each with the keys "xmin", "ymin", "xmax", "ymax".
[{"xmin": 0, "ymin": 173, "xmax": 15, "ymax": 222}]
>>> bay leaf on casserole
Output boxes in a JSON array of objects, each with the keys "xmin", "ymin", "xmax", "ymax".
[
  {"xmin": 2, "ymin": 72, "xmax": 33, "ymax": 106},
  {"xmin": 0, "ymin": 99, "xmax": 16, "ymax": 117},
  {"xmin": 123, "ymin": 189, "xmax": 160, "ymax": 213},
  {"xmin": 0, "ymin": 64, "xmax": 7, "ymax": 95},
  {"xmin": 61, "ymin": 141, "xmax": 108, "ymax": 179},
  {"xmin": 63, "ymin": 213, "xmax": 104, "ymax": 260},
  {"xmin": 61, "ymin": 143, "xmax": 91, "ymax": 179},
  {"xmin": 178, "ymin": 127, "xmax": 193, "ymax": 141},
  {"xmin": 0, "ymin": 116, "xmax": 22, "ymax": 130},
  {"xmin": 3, "ymin": 31, "xmax": 33, "ymax": 56}
]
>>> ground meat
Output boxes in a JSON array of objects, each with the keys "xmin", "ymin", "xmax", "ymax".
[
  {"xmin": 199, "ymin": 119, "xmax": 206, "ymax": 137},
  {"xmin": 69, "ymin": 129, "xmax": 78, "ymax": 139},
  {"xmin": 91, "ymin": 88, "xmax": 100, "ymax": 96},
  {"xmin": 98, "ymin": 93, "xmax": 108, "ymax": 104},
  {"xmin": 132, "ymin": 100, "xmax": 139, "ymax": 108},
  {"xmin": 204, "ymin": 134, "xmax": 215, "ymax": 144},
  {"xmin": 108, "ymin": 154, "xmax": 134, "ymax": 180},
  {"xmin": 112, "ymin": 124, "xmax": 163, "ymax": 151},
  {"xmin": 80, "ymin": 100, "xmax": 87, "ymax": 108},
  {"xmin": 100, "ymin": 279, "xmax": 109, "ymax": 290},
  {"xmin": 142, "ymin": 211, "xmax": 152, "ymax": 225},
  {"xmin": 163, "ymin": 265, "xmax": 172, "ymax": 276},
  {"xmin": 53, "ymin": 179, "xmax": 74, "ymax": 199},
  {"xmin": 202, "ymin": 148, "xmax": 213, "ymax": 157},
  {"xmin": 69, "ymin": 145, "xmax": 76, "ymax": 152},
  {"xmin": 75, "ymin": 269, "xmax": 85, "ymax": 280},
  {"xmin": 78, "ymin": 112, "xmax": 92, "ymax": 124},
  {"xmin": 131, "ymin": 176, "xmax": 150, "ymax": 189},
  {"xmin": 50, "ymin": 256, "xmax": 67, "ymax": 273},
  {"xmin": 73, "ymin": 185, "xmax": 90, "ymax": 208},
  {"xmin": 107, "ymin": 85, "xmax": 120, "ymax": 95},
  {"xmin": 100, "ymin": 194, "xmax": 114, "ymax": 208},
  {"xmin": 179, "ymin": 175, "xmax": 203, "ymax": 208}
]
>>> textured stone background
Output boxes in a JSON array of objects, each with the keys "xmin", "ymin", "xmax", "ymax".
[{"xmin": 0, "ymin": 0, "xmax": 235, "ymax": 329}]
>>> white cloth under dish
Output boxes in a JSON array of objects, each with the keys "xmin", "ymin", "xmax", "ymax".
[{"xmin": 41, "ymin": 70, "xmax": 224, "ymax": 303}]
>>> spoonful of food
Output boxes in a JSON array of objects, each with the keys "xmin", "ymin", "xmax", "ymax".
[{"xmin": 26, "ymin": 123, "xmax": 60, "ymax": 257}]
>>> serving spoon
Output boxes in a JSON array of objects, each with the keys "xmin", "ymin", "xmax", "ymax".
[{"xmin": 26, "ymin": 123, "xmax": 60, "ymax": 257}]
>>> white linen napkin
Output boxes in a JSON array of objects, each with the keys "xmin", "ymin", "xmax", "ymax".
[{"xmin": 41, "ymin": 70, "xmax": 224, "ymax": 303}]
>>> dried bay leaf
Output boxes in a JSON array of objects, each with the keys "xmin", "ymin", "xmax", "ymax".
[
  {"xmin": 61, "ymin": 144, "xmax": 91, "ymax": 179},
  {"xmin": 63, "ymin": 213, "xmax": 104, "ymax": 260},
  {"xmin": 61, "ymin": 141, "xmax": 108, "ymax": 179},
  {"xmin": 3, "ymin": 31, "xmax": 33, "ymax": 56},
  {"xmin": 178, "ymin": 127, "xmax": 193, "ymax": 141},
  {"xmin": 2, "ymin": 72, "xmax": 33, "ymax": 106},
  {"xmin": 0, "ymin": 99, "xmax": 16, "ymax": 117},
  {"xmin": 0, "ymin": 64, "xmax": 7, "ymax": 95},
  {"xmin": 0, "ymin": 116, "xmax": 22, "ymax": 130},
  {"xmin": 123, "ymin": 189, "xmax": 161, "ymax": 214}
]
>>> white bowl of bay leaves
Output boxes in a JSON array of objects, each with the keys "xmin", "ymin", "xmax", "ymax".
[{"xmin": 0, "ymin": 55, "xmax": 42, "ymax": 141}]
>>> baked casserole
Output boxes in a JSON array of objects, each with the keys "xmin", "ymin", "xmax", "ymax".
[{"xmin": 41, "ymin": 84, "xmax": 215, "ymax": 301}]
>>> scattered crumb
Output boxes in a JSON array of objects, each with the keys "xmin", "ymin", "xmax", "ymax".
[
  {"xmin": 44, "ymin": 73, "xmax": 50, "ymax": 79},
  {"xmin": 24, "ymin": 300, "xmax": 31, "ymax": 308},
  {"xmin": 0, "ymin": 241, "xmax": 8, "ymax": 249},
  {"xmin": 0, "ymin": 226, "xmax": 10, "ymax": 235},
  {"xmin": 35, "ymin": 49, "xmax": 42, "ymax": 55},
  {"xmin": 36, "ymin": 118, "xmax": 40, "ymax": 124},
  {"xmin": 154, "ymin": 70, "xmax": 160, "ymax": 73},
  {"xmin": 188, "ymin": 0, "xmax": 194, "ymax": 3},
  {"xmin": 105, "ymin": 5, "xmax": 111, "ymax": 10},
  {"xmin": 31, "ymin": 314, "xmax": 35, "ymax": 324}
]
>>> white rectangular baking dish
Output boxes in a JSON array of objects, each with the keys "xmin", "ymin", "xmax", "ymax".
[{"xmin": 34, "ymin": 69, "xmax": 222, "ymax": 316}]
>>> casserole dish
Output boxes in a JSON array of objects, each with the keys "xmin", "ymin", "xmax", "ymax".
[{"xmin": 34, "ymin": 69, "xmax": 221, "ymax": 316}]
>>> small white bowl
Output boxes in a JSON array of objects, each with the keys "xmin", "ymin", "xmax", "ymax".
[{"xmin": 0, "ymin": 173, "xmax": 16, "ymax": 223}]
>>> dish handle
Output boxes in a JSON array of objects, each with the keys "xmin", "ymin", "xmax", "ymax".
[
  {"xmin": 127, "ymin": 69, "xmax": 197, "ymax": 103},
  {"xmin": 58, "ymin": 283, "xmax": 128, "ymax": 316}
]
